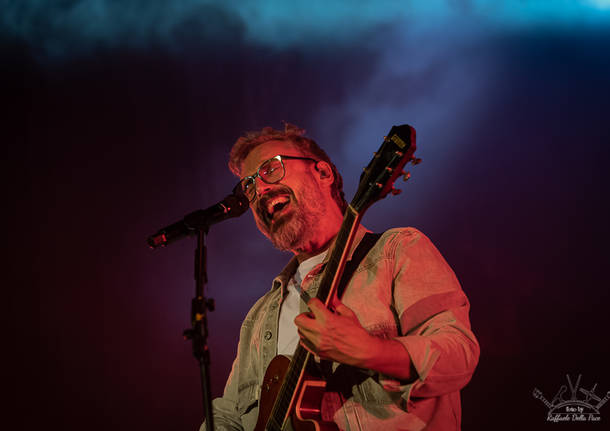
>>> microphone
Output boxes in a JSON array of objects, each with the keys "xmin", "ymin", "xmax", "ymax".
[{"xmin": 147, "ymin": 185, "xmax": 249, "ymax": 249}]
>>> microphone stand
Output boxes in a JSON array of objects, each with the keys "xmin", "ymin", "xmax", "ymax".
[
  {"xmin": 148, "ymin": 185, "xmax": 248, "ymax": 430},
  {"xmin": 183, "ymin": 227, "xmax": 215, "ymax": 431}
]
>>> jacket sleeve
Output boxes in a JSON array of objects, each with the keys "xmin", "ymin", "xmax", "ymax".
[
  {"xmin": 199, "ymin": 356, "xmax": 244, "ymax": 431},
  {"xmin": 387, "ymin": 229, "xmax": 480, "ymax": 403},
  {"xmin": 200, "ymin": 294, "xmax": 268, "ymax": 431}
]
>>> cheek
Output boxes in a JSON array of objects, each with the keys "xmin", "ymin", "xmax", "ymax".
[
  {"xmin": 250, "ymin": 204, "xmax": 263, "ymax": 221},
  {"xmin": 296, "ymin": 181, "xmax": 319, "ymax": 201},
  {"xmin": 250, "ymin": 203, "xmax": 270, "ymax": 228}
]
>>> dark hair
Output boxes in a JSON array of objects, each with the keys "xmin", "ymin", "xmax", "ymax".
[{"xmin": 229, "ymin": 123, "xmax": 348, "ymax": 212}]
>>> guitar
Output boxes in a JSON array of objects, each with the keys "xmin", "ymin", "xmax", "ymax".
[{"xmin": 253, "ymin": 125, "xmax": 418, "ymax": 431}]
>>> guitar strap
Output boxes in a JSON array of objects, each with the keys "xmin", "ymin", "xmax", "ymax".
[{"xmin": 335, "ymin": 232, "xmax": 383, "ymax": 300}]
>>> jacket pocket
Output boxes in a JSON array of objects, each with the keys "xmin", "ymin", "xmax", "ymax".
[
  {"xmin": 237, "ymin": 379, "xmax": 259, "ymax": 416},
  {"xmin": 355, "ymin": 375, "xmax": 404, "ymax": 406}
]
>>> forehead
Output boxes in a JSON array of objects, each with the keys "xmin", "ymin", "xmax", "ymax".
[{"xmin": 241, "ymin": 140, "xmax": 304, "ymax": 176}]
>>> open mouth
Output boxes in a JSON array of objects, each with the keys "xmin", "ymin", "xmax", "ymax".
[{"xmin": 263, "ymin": 195, "xmax": 291, "ymax": 222}]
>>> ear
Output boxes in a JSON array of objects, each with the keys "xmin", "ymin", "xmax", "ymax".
[{"xmin": 314, "ymin": 161, "xmax": 334, "ymax": 185}]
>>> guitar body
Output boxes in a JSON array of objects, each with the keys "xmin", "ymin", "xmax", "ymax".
[
  {"xmin": 295, "ymin": 378, "xmax": 342, "ymax": 431},
  {"xmin": 255, "ymin": 355, "xmax": 339, "ymax": 431}
]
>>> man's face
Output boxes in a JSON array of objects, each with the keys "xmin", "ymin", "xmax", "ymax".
[{"xmin": 240, "ymin": 140, "xmax": 329, "ymax": 252}]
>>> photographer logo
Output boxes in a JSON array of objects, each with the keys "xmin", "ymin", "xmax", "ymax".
[{"xmin": 533, "ymin": 374, "xmax": 609, "ymax": 423}]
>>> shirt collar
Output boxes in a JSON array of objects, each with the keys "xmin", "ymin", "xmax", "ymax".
[{"xmin": 271, "ymin": 223, "xmax": 371, "ymax": 296}]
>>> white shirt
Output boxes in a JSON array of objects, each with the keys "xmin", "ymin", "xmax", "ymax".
[{"xmin": 276, "ymin": 250, "xmax": 328, "ymax": 356}]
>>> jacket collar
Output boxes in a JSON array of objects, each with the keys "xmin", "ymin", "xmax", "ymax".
[{"xmin": 271, "ymin": 224, "xmax": 370, "ymax": 297}]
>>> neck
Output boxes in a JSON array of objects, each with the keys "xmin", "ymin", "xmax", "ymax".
[
  {"xmin": 294, "ymin": 234, "xmax": 337, "ymax": 264},
  {"xmin": 292, "ymin": 201, "xmax": 344, "ymax": 264}
]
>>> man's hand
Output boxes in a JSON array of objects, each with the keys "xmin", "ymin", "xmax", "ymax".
[
  {"xmin": 294, "ymin": 298, "xmax": 379, "ymax": 367},
  {"xmin": 294, "ymin": 298, "xmax": 415, "ymax": 380}
]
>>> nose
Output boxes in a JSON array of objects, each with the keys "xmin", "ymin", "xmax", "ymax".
[{"xmin": 254, "ymin": 175, "xmax": 272, "ymax": 200}]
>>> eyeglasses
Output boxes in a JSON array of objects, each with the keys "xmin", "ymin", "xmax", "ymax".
[{"xmin": 239, "ymin": 154, "xmax": 318, "ymax": 202}]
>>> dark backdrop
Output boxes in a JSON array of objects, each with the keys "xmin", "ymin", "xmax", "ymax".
[{"xmin": 4, "ymin": 2, "xmax": 610, "ymax": 430}]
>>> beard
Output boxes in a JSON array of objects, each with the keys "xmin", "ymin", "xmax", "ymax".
[{"xmin": 254, "ymin": 182, "xmax": 326, "ymax": 252}]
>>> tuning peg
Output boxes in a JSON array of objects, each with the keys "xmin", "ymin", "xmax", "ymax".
[
  {"xmin": 390, "ymin": 188, "xmax": 402, "ymax": 195},
  {"xmin": 411, "ymin": 157, "xmax": 422, "ymax": 165},
  {"xmin": 401, "ymin": 171, "xmax": 411, "ymax": 181}
]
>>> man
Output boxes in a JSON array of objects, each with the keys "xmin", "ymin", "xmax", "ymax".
[{"xmin": 204, "ymin": 123, "xmax": 479, "ymax": 430}]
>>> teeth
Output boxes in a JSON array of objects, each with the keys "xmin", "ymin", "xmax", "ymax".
[{"xmin": 266, "ymin": 196, "xmax": 289, "ymax": 214}]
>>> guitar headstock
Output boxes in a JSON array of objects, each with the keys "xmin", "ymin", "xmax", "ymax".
[{"xmin": 350, "ymin": 125, "xmax": 418, "ymax": 213}]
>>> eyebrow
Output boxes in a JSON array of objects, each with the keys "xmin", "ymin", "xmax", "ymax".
[{"xmin": 241, "ymin": 156, "xmax": 274, "ymax": 179}]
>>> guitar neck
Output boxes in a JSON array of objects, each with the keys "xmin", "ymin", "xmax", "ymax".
[
  {"xmin": 316, "ymin": 207, "xmax": 362, "ymax": 305},
  {"xmin": 268, "ymin": 207, "xmax": 362, "ymax": 430}
]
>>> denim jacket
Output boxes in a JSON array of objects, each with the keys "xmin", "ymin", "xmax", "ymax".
[{"xmin": 204, "ymin": 227, "xmax": 479, "ymax": 430}]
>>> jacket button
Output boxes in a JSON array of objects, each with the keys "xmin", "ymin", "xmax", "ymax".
[{"xmin": 264, "ymin": 331, "xmax": 273, "ymax": 341}]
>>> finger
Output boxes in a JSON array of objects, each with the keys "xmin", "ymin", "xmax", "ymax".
[
  {"xmin": 294, "ymin": 313, "xmax": 309, "ymax": 329},
  {"xmin": 297, "ymin": 329, "xmax": 317, "ymax": 353},
  {"xmin": 329, "ymin": 295, "xmax": 342, "ymax": 311},
  {"xmin": 307, "ymin": 297, "xmax": 324, "ymax": 311},
  {"xmin": 294, "ymin": 312, "xmax": 318, "ymax": 330},
  {"xmin": 307, "ymin": 298, "xmax": 331, "ymax": 318},
  {"xmin": 299, "ymin": 338, "xmax": 316, "ymax": 355},
  {"xmin": 334, "ymin": 302, "xmax": 356, "ymax": 318}
]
